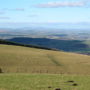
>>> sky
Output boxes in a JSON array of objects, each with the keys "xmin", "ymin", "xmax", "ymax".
[{"xmin": 0, "ymin": 0, "xmax": 90, "ymax": 28}]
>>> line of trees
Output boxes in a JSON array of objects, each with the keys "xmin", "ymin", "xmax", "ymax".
[{"xmin": 0, "ymin": 39, "xmax": 59, "ymax": 51}]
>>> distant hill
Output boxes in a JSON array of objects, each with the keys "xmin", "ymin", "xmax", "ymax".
[
  {"xmin": 0, "ymin": 39, "xmax": 57, "ymax": 51},
  {"xmin": 8, "ymin": 37, "xmax": 90, "ymax": 54},
  {"xmin": 0, "ymin": 44, "xmax": 90, "ymax": 75}
]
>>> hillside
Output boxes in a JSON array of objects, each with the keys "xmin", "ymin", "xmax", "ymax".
[{"xmin": 0, "ymin": 44, "xmax": 90, "ymax": 75}]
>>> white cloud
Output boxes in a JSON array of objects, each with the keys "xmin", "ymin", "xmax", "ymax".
[
  {"xmin": 0, "ymin": 11, "xmax": 5, "ymax": 15},
  {"xmin": 2, "ymin": 8, "xmax": 25, "ymax": 11},
  {"xmin": 28, "ymin": 13, "xmax": 39, "ymax": 17},
  {"xmin": 0, "ymin": 17, "xmax": 10, "ymax": 19},
  {"xmin": 13, "ymin": 8, "xmax": 25, "ymax": 11},
  {"xmin": 36, "ymin": 1, "xmax": 86, "ymax": 8},
  {"xmin": 28, "ymin": 15, "xmax": 38, "ymax": 17}
]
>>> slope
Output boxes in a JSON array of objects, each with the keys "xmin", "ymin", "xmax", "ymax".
[{"xmin": 0, "ymin": 44, "xmax": 90, "ymax": 75}]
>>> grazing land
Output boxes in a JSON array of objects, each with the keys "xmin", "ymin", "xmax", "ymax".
[
  {"xmin": 0, "ymin": 44, "xmax": 90, "ymax": 90},
  {"xmin": 0, "ymin": 44, "xmax": 90, "ymax": 74},
  {"xmin": 0, "ymin": 74, "xmax": 90, "ymax": 90}
]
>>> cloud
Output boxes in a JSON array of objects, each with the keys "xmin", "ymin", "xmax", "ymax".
[
  {"xmin": 0, "ymin": 17, "xmax": 10, "ymax": 19},
  {"xmin": 0, "ymin": 11, "xmax": 5, "ymax": 15},
  {"xmin": 35, "ymin": 1, "xmax": 86, "ymax": 8},
  {"xmin": 2, "ymin": 8, "xmax": 25, "ymax": 11},
  {"xmin": 28, "ymin": 14, "xmax": 39, "ymax": 17},
  {"xmin": 13, "ymin": 8, "xmax": 25, "ymax": 11}
]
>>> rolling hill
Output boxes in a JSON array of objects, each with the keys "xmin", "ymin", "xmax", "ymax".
[
  {"xmin": 8, "ymin": 37, "xmax": 90, "ymax": 54},
  {"xmin": 0, "ymin": 40, "xmax": 90, "ymax": 90},
  {"xmin": 0, "ymin": 42, "xmax": 90, "ymax": 75}
]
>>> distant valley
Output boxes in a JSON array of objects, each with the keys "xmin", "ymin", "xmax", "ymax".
[{"xmin": 0, "ymin": 28, "xmax": 90, "ymax": 55}]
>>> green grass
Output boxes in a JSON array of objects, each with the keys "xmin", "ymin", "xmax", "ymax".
[
  {"xmin": 0, "ymin": 74, "xmax": 90, "ymax": 90},
  {"xmin": 0, "ymin": 44, "xmax": 90, "ymax": 90},
  {"xmin": 0, "ymin": 44, "xmax": 90, "ymax": 74}
]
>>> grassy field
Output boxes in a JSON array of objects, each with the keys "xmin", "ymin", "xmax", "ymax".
[
  {"xmin": 0, "ymin": 74, "xmax": 90, "ymax": 90},
  {"xmin": 0, "ymin": 44, "xmax": 90, "ymax": 74},
  {"xmin": 0, "ymin": 44, "xmax": 90, "ymax": 90}
]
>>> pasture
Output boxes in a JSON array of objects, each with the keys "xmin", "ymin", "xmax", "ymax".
[
  {"xmin": 0, "ymin": 74, "xmax": 90, "ymax": 90},
  {"xmin": 0, "ymin": 44, "xmax": 90, "ymax": 74}
]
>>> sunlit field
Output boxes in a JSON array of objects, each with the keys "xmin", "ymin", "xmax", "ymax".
[
  {"xmin": 0, "ymin": 44, "xmax": 90, "ymax": 75},
  {"xmin": 0, "ymin": 44, "xmax": 90, "ymax": 90},
  {"xmin": 0, "ymin": 74, "xmax": 90, "ymax": 90}
]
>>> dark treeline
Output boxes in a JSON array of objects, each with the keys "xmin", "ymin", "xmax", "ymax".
[
  {"xmin": 7, "ymin": 37, "xmax": 90, "ymax": 55},
  {"xmin": 0, "ymin": 39, "xmax": 58, "ymax": 51}
]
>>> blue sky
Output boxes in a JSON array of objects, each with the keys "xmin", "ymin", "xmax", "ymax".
[{"xmin": 0, "ymin": 0, "xmax": 90, "ymax": 25}]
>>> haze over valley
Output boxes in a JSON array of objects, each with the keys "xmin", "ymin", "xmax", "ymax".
[{"xmin": 0, "ymin": 23, "xmax": 90, "ymax": 55}]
